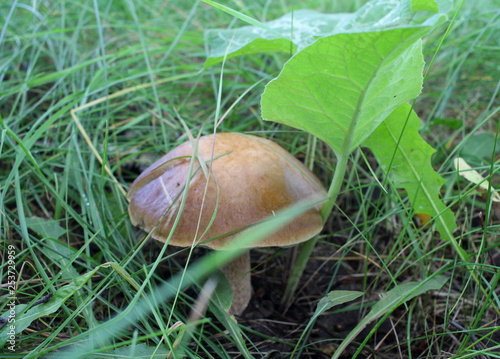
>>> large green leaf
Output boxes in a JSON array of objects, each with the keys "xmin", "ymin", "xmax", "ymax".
[
  {"xmin": 205, "ymin": 9, "xmax": 341, "ymax": 67},
  {"xmin": 412, "ymin": 0, "xmax": 438, "ymax": 12},
  {"xmin": 204, "ymin": 0, "xmax": 446, "ymax": 67},
  {"xmin": 363, "ymin": 104, "xmax": 459, "ymax": 253},
  {"xmin": 332, "ymin": 275, "xmax": 448, "ymax": 359},
  {"xmin": 261, "ymin": 27, "xmax": 428, "ymax": 155}
]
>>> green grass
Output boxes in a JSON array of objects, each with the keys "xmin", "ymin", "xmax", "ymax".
[{"xmin": 1, "ymin": 0, "xmax": 500, "ymax": 358}]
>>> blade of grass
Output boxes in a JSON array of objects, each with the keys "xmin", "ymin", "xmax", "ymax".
[{"xmin": 201, "ymin": 0, "xmax": 289, "ymax": 39}]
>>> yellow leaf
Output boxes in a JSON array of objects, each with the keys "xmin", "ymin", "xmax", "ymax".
[
  {"xmin": 453, "ymin": 157, "xmax": 500, "ymax": 202},
  {"xmin": 415, "ymin": 213, "xmax": 432, "ymax": 227}
]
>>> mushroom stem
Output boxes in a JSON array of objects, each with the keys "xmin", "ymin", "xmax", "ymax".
[{"xmin": 219, "ymin": 250, "xmax": 251, "ymax": 315}]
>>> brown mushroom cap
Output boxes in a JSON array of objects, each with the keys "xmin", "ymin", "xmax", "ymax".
[
  {"xmin": 128, "ymin": 132, "xmax": 327, "ymax": 315},
  {"xmin": 127, "ymin": 133, "xmax": 326, "ymax": 249}
]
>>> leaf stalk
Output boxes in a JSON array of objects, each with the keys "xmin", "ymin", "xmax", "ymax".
[{"xmin": 282, "ymin": 127, "xmax": 353, "ymax": 306}]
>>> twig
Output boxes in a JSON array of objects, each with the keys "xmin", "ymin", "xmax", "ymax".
[{"xmin": 448, "ymin": 320, "xmax": 485, "ymax": 359}]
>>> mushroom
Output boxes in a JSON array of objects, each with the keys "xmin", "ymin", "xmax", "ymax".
[{"xmin": 127, "ymin": 132, "xmax": 326, "ymax": 315}]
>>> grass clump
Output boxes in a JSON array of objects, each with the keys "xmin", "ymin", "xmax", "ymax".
[{"xmin": 1, "ymin": 0, "xmax": 499, "ymax": 358}]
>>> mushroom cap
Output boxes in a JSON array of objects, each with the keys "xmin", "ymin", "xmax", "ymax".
[{"xmin": 127, "ymin": 133, "xmax": 326, "ymax": 249}]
